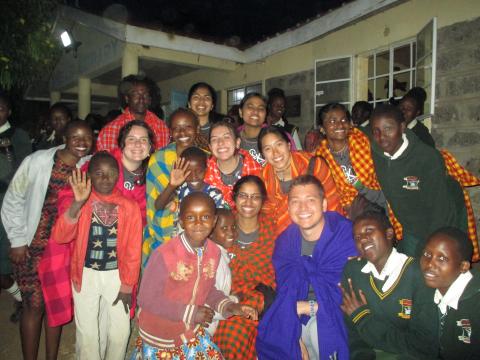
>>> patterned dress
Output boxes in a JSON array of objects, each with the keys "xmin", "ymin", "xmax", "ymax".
[
  {"xmin": 213, "ymin": 216, "xmax": 276, "ymax": 360},
  {"xmin": 13, "ymin": 154, "xmax": 74, "ymax": 308}
]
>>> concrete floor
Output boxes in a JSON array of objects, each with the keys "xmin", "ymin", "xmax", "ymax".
[{"xmin": 0, "ymin": 290, "xmax": 137, "ymax": 360}]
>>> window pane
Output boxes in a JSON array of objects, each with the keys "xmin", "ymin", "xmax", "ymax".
[
  {"xmin": 375, "ymin": 51, "xmax": 390, "ymax": 76},
  {"xmin": 316, "ymin": 58, "xmax": 350, "ymax": 82},
  {"xmin": 368, "ymin": 55, "xmax": 374, "ymax": 78},
  {"xmin": 394, "ymin": 44, "xmax": 411, "ymax": 72},
  {"xmin": 368, "ymin": 79, "xmax": 375, "ymax": 102},
  {"xmin": 316, "ymin": 81, "xmax": 350, "ymax": 103},
  {"xmin": 246, "ymin": 83, "xmax": 262, "ymax": 94},
  {"xmin": 375, "ymin": 76, "xmax": 389, "ymax": 100},
  {"xmin": 416, "ymin": 65, "xmax": 432, "ymax": 88},
  {"xmin": 393, "ymin": 71, "xmax": 410, "ymax": 98},
  {"xmin": 417, "ymin": 22, "xmax": 433, "ymax": 62},
  {"xmin": 412, "ymin": 42, "xmax": 416, "ymax": 64}
]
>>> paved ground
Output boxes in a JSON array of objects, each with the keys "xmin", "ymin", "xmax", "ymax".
[{"xmin": 0, "ymin": 290, "xmax": 137, "ymax": 360}]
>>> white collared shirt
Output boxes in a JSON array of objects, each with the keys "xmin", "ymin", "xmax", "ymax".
[
  {"xmin": 361, "ymin": 248, "xmax": 409, "ymax": 292},
  {"xmin": 273, "ymin": 118, "xmax": 303, "ymax": 150},
  {"xmin": 0, "ymin": 120, "xmax": 11, "ymax": 135},
  {"xmin": 407, "ymin": 119, "xmax": 418, "ymax": 129},
  {"xmin": 434, "ymin": 271, "xmax": 473, "ymax": 315},
  {"xmin": 384, "ymin": 133, "xmax": 409, "ymax": 160}
]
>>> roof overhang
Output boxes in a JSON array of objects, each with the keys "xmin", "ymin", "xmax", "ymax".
[{"xmin": 59, "ymin": 0, "xmax": 403, "ymax": 64}]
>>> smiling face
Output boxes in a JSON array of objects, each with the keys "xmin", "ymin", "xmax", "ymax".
[
  {"xmin": 235, "ymin": 181, "xmax": 264, "ymax": 220},
  {"xmin": 179, "ymin": 196, "xmax": 217, "ymax": 248},
  {"xmin": 89, "ymin": 158, "xmax": 119, "ymax": 195},
  {"xmin": 188, "ymin": 86, "xmax": 214, "ymax": 119},
  {"xmin": 209, "ymin": 125, "xmax": 240, "ymax": 161},
  {"xmin": 122, "ymin": 125, "xmax": 151, "ymax": 162},
  {"xmin": 126, "ymin": 83, "xmax": 151, "ymax": 115},
  {"xmin": 354, "ymin": 218, "xmax": 394, "ymax": 271},
  {"xmin": 420, "ymin": 234, "xmax": 470, "ymax": 295},
  {"xmin": 399, "ymin": 97, "xmax": 420, "ymax": 125},
  {"xmin": 185, "ymin": 157, "xmax": 206, "ymax": 191},
  {"xmin": 288, "ymin": 184, "xmax": 327, "ymax": 232},
  {"xmin": 211, "ymin": 212, "xmax": 238, "ymax": 250},
  {"xmin": 261, "ymin": 132, "xmax": 291, "ymax": 172},
  {"xmin": 239, "ymin": 96, "xmax": 267, "ymax": 128},
  {"xmin": 371, "ymin": 116, "xmax": 406, "ymax": 156},
  {"xmin": 269, "ymin": 96, "xmax": 286, "ymax": 123},
  {"xmin": 64, "ymin": 124, "xmax": 93, "ymax": 159},
  {"xmin": 322, "ymin": 108, "xmax": 351, "ymax": 143},
  {"xmin": 171, "ymin": 113, "xmax": 199, "ymax": 150}
]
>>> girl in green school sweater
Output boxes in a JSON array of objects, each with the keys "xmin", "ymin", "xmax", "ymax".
[
  {"xmin": 420, "ymin": 227, "xmax": 480, "ymax": 360},
  {"xmin": 340, "ymin": 211, "xmax": 438, "ymax": 359}
]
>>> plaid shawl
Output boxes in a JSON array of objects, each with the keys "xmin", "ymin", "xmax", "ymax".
[
  {"xmin": 441, "ymin": 150, "xmax": 480, "ymax": 261},
  {"xmin": 96, "ymin": 108, "xmax": 169, "ymax": 152},
  {"xmin": 38, "ymin": 188, "xmax": 74, "ymax": 327},
  {"xmin": 214, "ymin": 215, "xmax": 276, "ymax": 360},
  {"xmin": 315, "ymin": 128, "xmax": 403, "ymax": 239},
  {"xmin": 144, "ymin": 143, "xmax": 178, "ymax": 265},
  {"xmin": 317, "ymin": 128, "xmax": 480, "ymax": 261},
  {"xmin": 261, "ymin": 151, "xmax": 342, "ymax": 236},
  {"xmin": 204, "ymin": 149, "xmax": 262, "ymax": 208}
]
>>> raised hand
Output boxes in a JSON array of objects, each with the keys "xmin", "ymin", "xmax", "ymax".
[
  {"xmin": 69, "ymin": 168, "xmax": 91, "ymax": 204},
  {"xmin": 169, "ymin": 157, "xmax": 191, "ymax": 187},
  {"xmin": 339, "ymin": 278, "xmax": 367, "ymax": 316}
]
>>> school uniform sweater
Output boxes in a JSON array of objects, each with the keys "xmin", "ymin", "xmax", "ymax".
[
  {"xmin": 342, "ymin": 255, "xmax": 438, "ymax": 360},
  {"xmin": 408, "ymin": 119, "xmax": 435, "ymax": 148},
  {"xmin": 435, "ymin": 270, "xmax": 480, "ymax": 360},
  {"xmin": 371, "ymin": 130, "xmax": 467, "ymax": 256}
]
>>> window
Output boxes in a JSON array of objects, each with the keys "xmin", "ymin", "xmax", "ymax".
[
  {"xmin": 227, "ymin": 83, "xmax": 262, "ymax": 109},
  {"xmin": 367, "ymin": 40, "xmax": 416, "ymax": 105},
  {"xmin": 314, "ymin": 56, "xmax": 353, "ymax": 126}
]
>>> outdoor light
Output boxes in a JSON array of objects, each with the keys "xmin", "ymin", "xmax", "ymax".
[
  {"xmin": 59, "ymin": 30, "xmax": 82, "ymax": 58},
  {"xmin": 60, "ymin": 31, "xmax": 72, "ymax": 47}
]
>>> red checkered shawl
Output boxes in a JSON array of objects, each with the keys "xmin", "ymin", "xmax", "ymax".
[
  {"xmin": 96, "ymin": 108, "xmax": 170, "ymax": 151},
  {"xmin": 214, "ymin": 215, "xmax": 276, "ymax": 359},
  {"xmin": 204, "ymin": 149, "xmax": 262, "ymax": 208}
]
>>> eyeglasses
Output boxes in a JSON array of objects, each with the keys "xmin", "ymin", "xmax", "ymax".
[{"xmin": 236, "ymin": 192, "xmax": 263, "ymax": 201}]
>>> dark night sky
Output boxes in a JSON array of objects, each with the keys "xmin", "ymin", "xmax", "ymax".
[{"xmin": 66, "ymin": 0, "xmax": 348, "ymax": 47}]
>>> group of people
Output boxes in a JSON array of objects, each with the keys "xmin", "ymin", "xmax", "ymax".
[{"xmin": 0, "ymin": 75, "xmax": 479, "ymax": 360}]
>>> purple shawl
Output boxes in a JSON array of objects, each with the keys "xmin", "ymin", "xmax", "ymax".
[{"xmin": 256, "ymin": 212, "xmax": 357, "ymax": 359}]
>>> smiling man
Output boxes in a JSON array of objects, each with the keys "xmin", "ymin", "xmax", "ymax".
[
  {"xmin": 256, "ymin": 175, "xmax": 357, "ymax": 360},
  {"xmin": 96, "ymin": 76, "xmax": 169, "ymax": 151}
]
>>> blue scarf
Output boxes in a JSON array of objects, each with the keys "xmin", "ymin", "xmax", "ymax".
[{"xmin": 256, "ymin": 212, "xmax": 357, "ymax": 359}]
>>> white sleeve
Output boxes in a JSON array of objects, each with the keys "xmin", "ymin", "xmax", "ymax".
[
  {"xmin": 293, "ymin": 129, "xmax": 303, "ymax": 150},
  {"xmin": 1, "ymin": 155, "xmax": 32, "ymax": 248}
]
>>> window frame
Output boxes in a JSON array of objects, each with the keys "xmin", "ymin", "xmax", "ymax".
[{"xmin": 367, "ymin": 39, "xmax": 417, "ymax": 106}]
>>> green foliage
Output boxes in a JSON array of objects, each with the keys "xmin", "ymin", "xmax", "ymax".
[{"xmin": 0, "ymin": 0, "xmax": 62, "ymax": 91}]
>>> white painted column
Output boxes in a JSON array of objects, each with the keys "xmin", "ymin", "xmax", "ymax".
[
  {"xmin": 122, "ymin": 45, "xmax": 139, "ymax": 78},
  {"xmin": 78, "ymin": 77, "xmax": 91, "ymax": 120},
  {"xmin": 50, "ymin": 91, "xmax": 61, "ymax": 105}
]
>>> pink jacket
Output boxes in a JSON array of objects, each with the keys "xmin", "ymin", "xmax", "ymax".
[
  {"xmin": 137, "ymin": 233, "xmax": 234, "ymax": 347},
  {"xmin": 52, "ymin": 188, "xmax": 142, "ymax": 293}
]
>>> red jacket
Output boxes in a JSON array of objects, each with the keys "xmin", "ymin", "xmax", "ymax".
[{"xmin": 52, "ymin": 188, "xmax": 142, "ymax": 293}]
